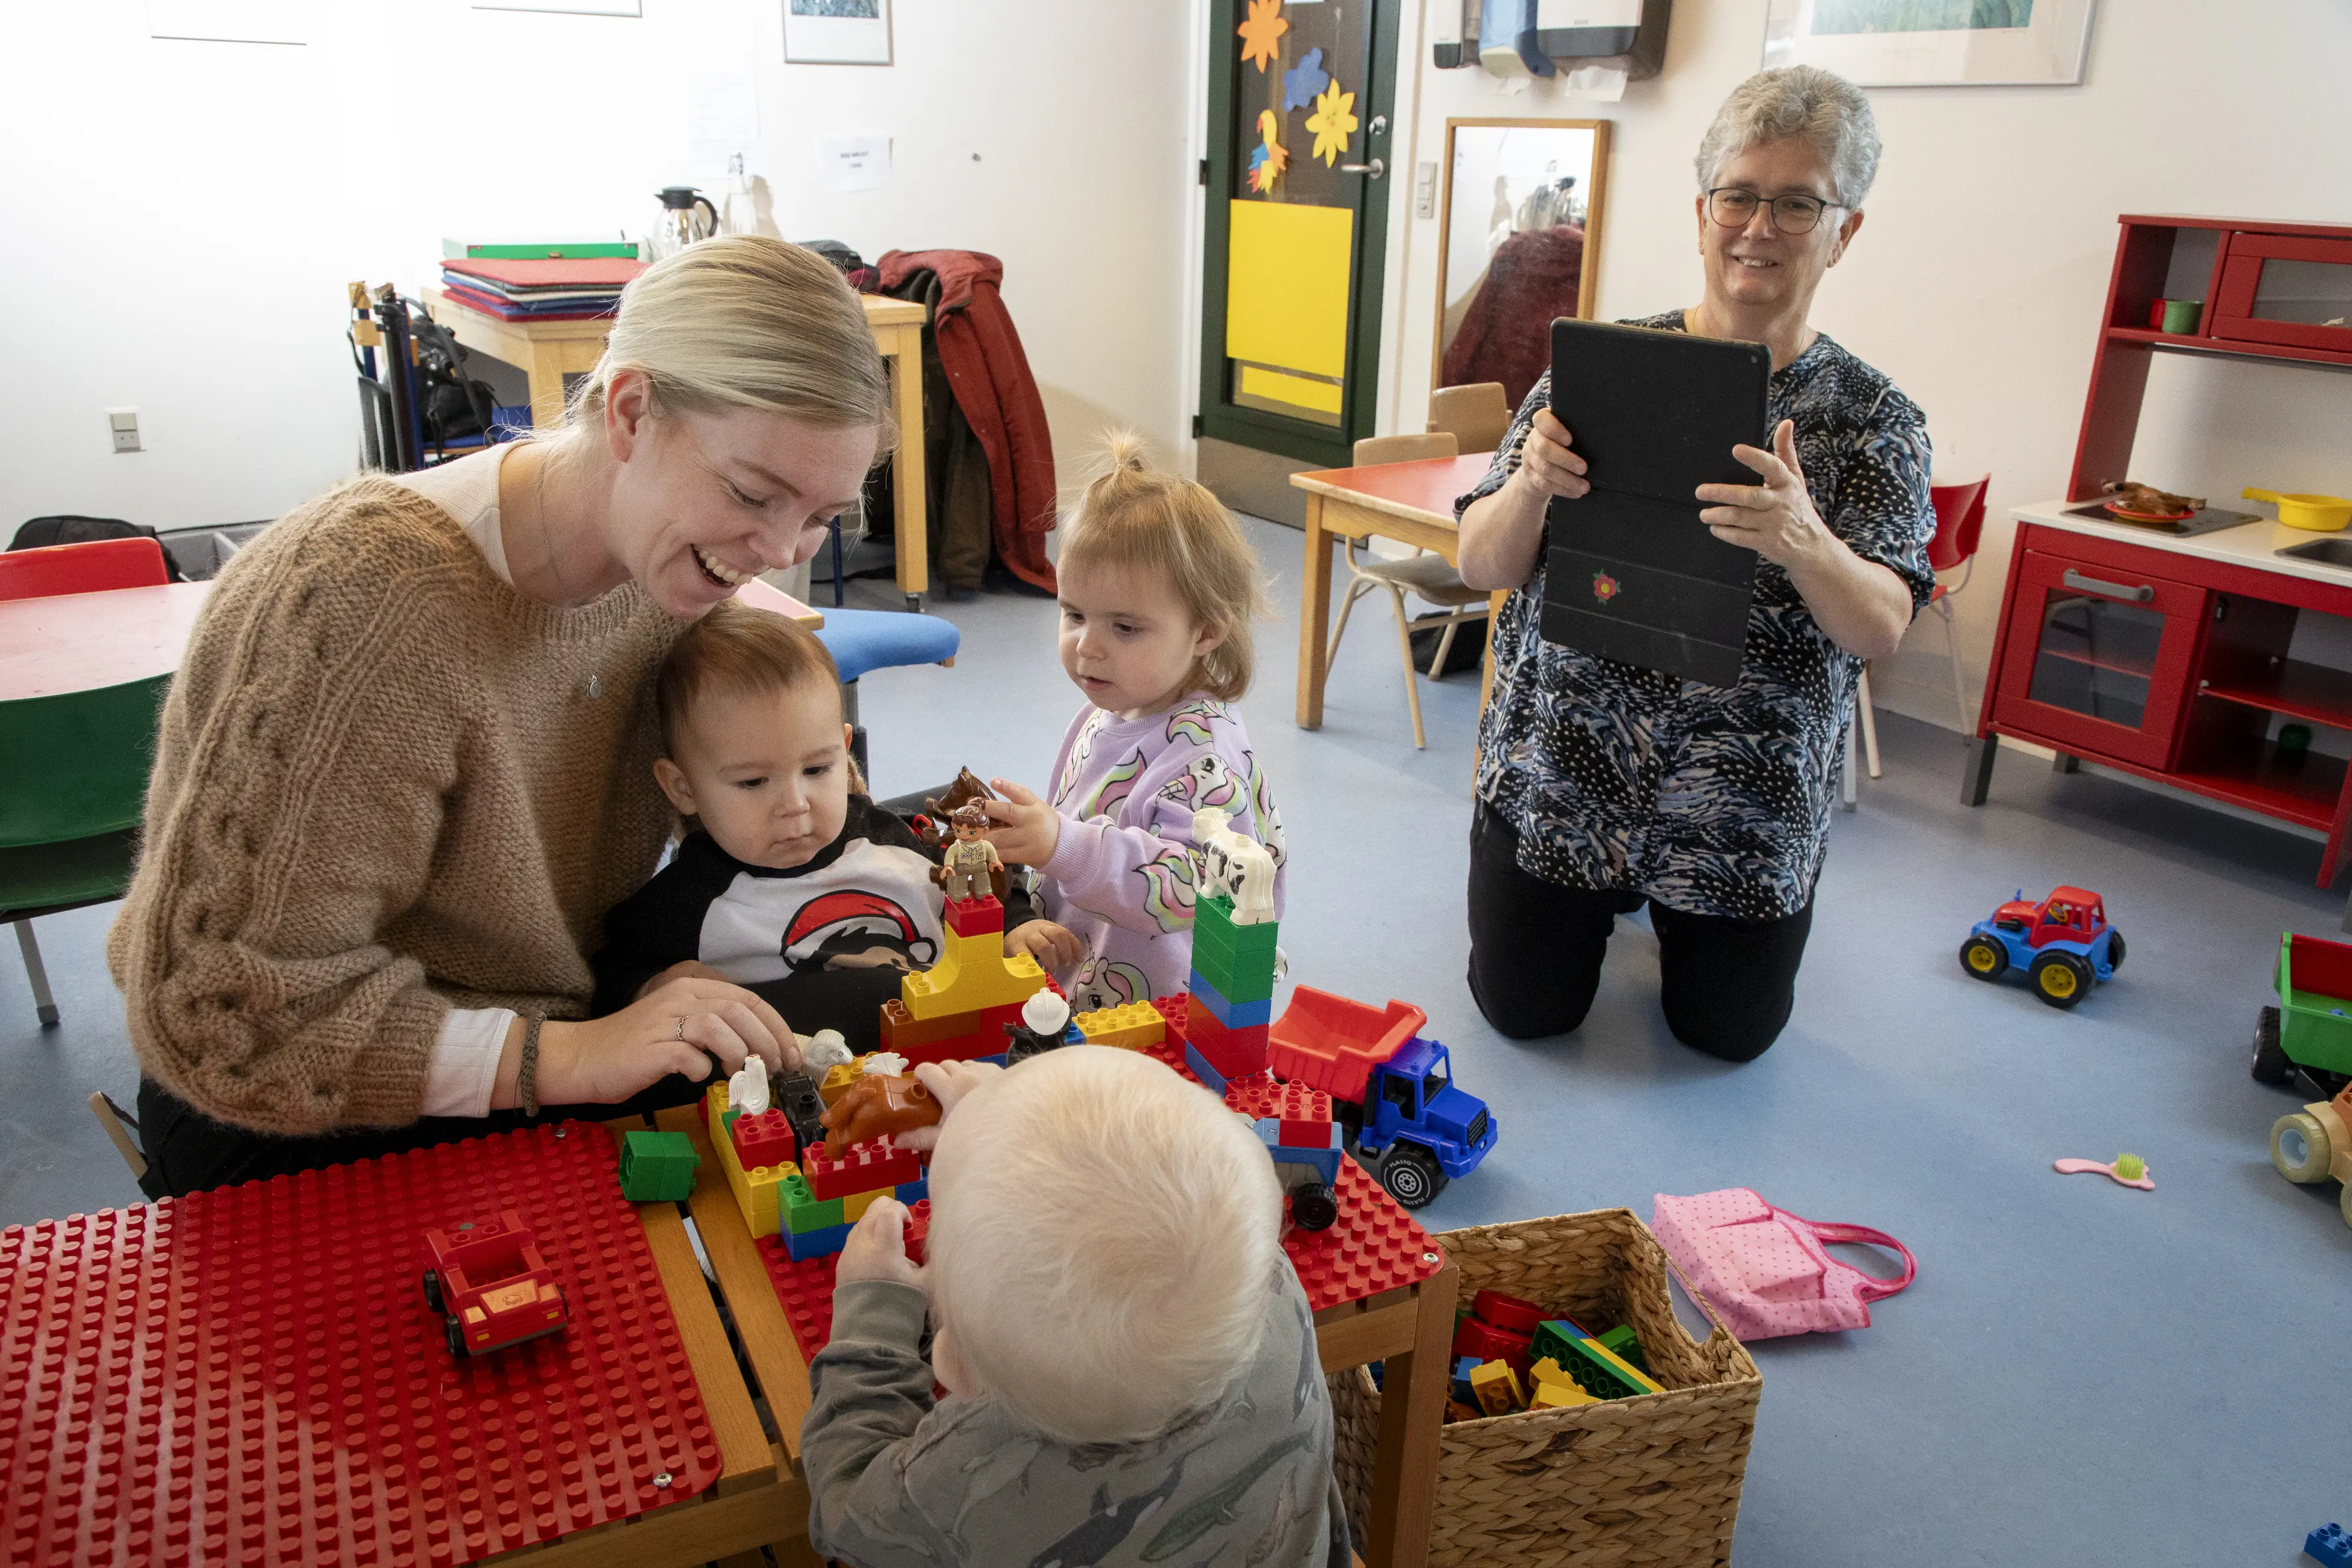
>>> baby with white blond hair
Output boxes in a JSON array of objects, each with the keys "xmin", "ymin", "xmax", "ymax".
[{"xmin": 801, "ymin": 1046, "xmax": 1350, "ymax": 1568}]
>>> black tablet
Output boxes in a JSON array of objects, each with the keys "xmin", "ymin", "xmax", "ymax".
[{"xmin": 1539, "ymin": 317, "xmax": 1771, "ymax": 687}]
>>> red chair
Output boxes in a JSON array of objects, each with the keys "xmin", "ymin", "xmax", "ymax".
[
  {"xmin": 1842, "ymin": 477, "xmax": 1991, "ymax": 811},
  {"xmin": 1926, "ymin": 476, "xmax": 1991, "ymax": 730},
  {"xmin": 0, "ymin": 537, "xmax": 171, "ymax": 601}
]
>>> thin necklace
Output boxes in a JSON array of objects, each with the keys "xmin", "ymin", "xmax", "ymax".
[{"xmin": 529, "ymin": 447, "xmax": 600, "ymax": 699}]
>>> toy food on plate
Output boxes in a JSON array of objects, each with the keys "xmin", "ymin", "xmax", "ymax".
[{"xmin": 2100, "ymin": 480, "xmax": 2205, "ymax": 519}]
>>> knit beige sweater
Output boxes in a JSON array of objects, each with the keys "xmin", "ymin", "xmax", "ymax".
[{"xmin": 108, "ymin": 478, "xmax": 686, "ymax": 1135}]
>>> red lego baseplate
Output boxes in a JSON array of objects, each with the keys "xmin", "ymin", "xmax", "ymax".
[
  {"xmin": 0, "ymin": 1123, "xmax": 720, "ymax": 1567},
  {"xmin": 754, "ymin": 1034, "xmax": 1445, "ymax": 1368}
]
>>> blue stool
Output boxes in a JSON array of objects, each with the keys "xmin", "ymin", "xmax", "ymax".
[{"xmin": 813, "ymin": 608, "xmax": 961, "ymax": 781}]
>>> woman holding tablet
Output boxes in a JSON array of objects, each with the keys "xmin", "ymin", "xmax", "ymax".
[
  {"xmin": 1454, "ymin": 66, "xmax": 1934, "ymax": 1062},
  {"xmin": 114, "ymin": 238, "xmax": 889, "ymax": 1194}
]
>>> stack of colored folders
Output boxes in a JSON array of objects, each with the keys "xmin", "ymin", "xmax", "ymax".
[{"xmin": 439, "ymin": 255, "xmax": 647, "ymax": 322}]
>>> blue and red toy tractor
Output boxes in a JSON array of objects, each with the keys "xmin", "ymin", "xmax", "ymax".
[{"xmin": 1958, "ymin": 886, "xmax": 2124, "ymax": 1009}]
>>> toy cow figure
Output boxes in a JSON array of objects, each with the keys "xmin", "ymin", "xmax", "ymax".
[{"xmin": 1193, "ymin": 808, "xmax": 1277, "ymax": 925}]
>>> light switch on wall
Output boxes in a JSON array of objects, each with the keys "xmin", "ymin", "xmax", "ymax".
[
  {"xmin": 107, "ymin": 408, "xmax": 141, "ymax": 454},
  {"xmin": 1415, "ymin": 161, "xmax": 1438, "ymax": 219}
]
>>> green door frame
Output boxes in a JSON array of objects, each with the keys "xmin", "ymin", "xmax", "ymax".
[{"xmin": 1198, "ymin": 0, "xmax": 1399, "ymax": 469}]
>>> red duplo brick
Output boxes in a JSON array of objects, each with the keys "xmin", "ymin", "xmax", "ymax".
[
  {"xmin": 732, "ymin": 1109, "xmax": 797, "ymax": 1170},
  {"xmin": 1186, "ymin": 1004, "xmax": 1269, "ymax": 1080},
  {"xmin": 943, "ymin": 895, "xmax": 1004, "ymax": 938},
  {"xmin": 1472, "ymin": 1288, "xmax": 1545, "ymax": 1336},
  {"xmin": 802, "ymin": 1137, "xmax": 923, "ymax": 1202},
  {"xmin": 902, "ymin": 1206, "xmax": 929, "ymax": 1267},
  {"xmin": 1452, "ymin": 1315, "xmax": 1534, "ymax": 1370},
  {"xmin": 1150, "ymin": 992, "xmax": 1189, "ymax": 1034},
  {"xmin": 0, "ymin": 1123, "xmax": 719, "ymax": 1567},
  {"xmin": 1277, "ymin": 1118, "xmax": 1341, "ymax": 1148}
]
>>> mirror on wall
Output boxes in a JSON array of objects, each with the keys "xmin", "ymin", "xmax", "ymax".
[{"xmin": 1433, "ymin": 118, "xmax": 1611, "ymax": 414}]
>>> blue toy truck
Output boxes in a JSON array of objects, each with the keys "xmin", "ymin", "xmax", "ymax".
[
  {"xmin": 1958, "ymin": 885, "xmax": 2124, "ymax": 1009},
  {"xmin": 1268, "ymin": 987, "xmax": 1497, "ymax": 1207}
]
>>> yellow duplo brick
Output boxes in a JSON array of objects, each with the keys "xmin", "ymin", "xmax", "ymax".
[
  {"xmin": 1468, "ymin": 1360, "xmax": 1525, "ymax": 1417},
  {"xmin": 1529, "ymin": 1356, "xmax": 1599, "ymax": 1407},
  {"xmin": 707, "ymin": 1082, "xmax": 785, "ymax": 1238},
  {"xmin": 821, "ymin": 1060, "xmax": 865, "ymax": 1107},
  {"xmin": 841, "ymin": 1187, "xmax": 896, "ymax": 1222},
  {"xmin": 1075, "ymin": 1001, "xmax": 1165, "ymax": 1050},
  {"xmin": 901, "ymin": 922, "xmax": 1050, "ymax": 1020}
]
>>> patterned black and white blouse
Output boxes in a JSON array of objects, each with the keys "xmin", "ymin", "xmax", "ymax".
[{"xmin": 1462, "ymin": 310, "xmax": 1935, "ymax": 921}]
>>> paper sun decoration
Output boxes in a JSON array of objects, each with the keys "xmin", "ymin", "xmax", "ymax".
[
  {"xmin": 1305, "ymin": 78, "xmax": 1358, "ymax": 168},
  {"xmin": 1237, "ymin": 0, "xmax": 1287, "ymax": 73},
  {"xmin": 1282, "ymin": 46, "xmax": 1329, "ymax": 113},
  {"xmin": 1247, "ymin": 110, "xmax": 1290, "ymax": 194}
]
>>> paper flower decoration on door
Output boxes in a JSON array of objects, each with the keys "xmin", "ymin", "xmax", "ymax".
[
  {"xmin": 1305, "ymin": 78, "xmax": 1358, "ymax": 167},
  {"xmin": 1237, "ymin": 0, "xmax": 1287, "ymax": 72},
  {"xmin": 1247, "ymin": 110, "xmax": 1290, "ymax": 194},
  {"xmin": 1282, "ymin": 46, "xmax": 1329, "ymax": 112}
]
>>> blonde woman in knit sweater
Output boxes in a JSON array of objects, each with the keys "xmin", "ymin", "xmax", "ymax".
[{"xmin": 110, "ymin": 238, "xmax": 894, "ymax": 1196}]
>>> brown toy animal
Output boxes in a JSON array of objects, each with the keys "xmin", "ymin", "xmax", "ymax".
[
  {"xmin": 2102, "ymin": 479, "xmax": 2206, "ymax": 517},
  {"xmin": 915, "ymin": 766, "xmax": 1012, "ymax": 899},
  {"xmin": 819, "ymin": 1073, "xmax": 940, "ymax": 1156}
]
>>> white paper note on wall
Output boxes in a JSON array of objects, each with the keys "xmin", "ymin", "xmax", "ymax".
[
  {"xmin": 690, "ymin": 73, "xmax": 760, "ymax": 180},
  {"xmin": 819, "ymin": 134, "xmax": 891, "ymax": 193}
]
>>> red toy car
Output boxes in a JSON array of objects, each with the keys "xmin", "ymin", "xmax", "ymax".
[{"xmin": 420, "ymin": 1210, "xmax": 569, "ymax": 1357}]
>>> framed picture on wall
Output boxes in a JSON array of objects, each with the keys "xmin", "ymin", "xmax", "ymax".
[
  {"xmin": 784, "ymin": 0, "xmax": 892, "ymax": 65},
  {"xmin": 1762, "ymin": 0, "xmax": 2096, "ymax": 86}
]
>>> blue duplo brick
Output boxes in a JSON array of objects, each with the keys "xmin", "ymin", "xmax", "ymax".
[
  {"xmin": 894, "ymin": 1177, "xmax": 929, "ymax": 1204},
  {"xmin": 784, "ymin": 1219, "xmax": 852, "ymax": 1261},
  {"xmin": 1184, "ymin": 1038, "xmax": 1229, "ymax": 1095},
  {"xmin": 1188, "ymin": 970, "xmax": 1271, "ymax": 1030}
]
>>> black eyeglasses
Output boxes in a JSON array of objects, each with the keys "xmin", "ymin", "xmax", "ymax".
[{"xmin": 1705, "ymin": 187, "xmax": 1842, "ymax": 234}]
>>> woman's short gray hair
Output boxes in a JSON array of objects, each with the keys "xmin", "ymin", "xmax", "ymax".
[{"xmin": 1693, "ymin": 65, "xmax": 1881, "ymax": 209}]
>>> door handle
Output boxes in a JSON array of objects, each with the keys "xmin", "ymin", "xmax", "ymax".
[
  {"xmin": 2061, "ymin": 568, "xmax": 2154, "ymax": 604},
  {"xmin": 1340, "ymin": 158, "xmax": 1386, "ymax": 179}
]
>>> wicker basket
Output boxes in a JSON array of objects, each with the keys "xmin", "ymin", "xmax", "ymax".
[{"xmin": 1330, "ymin": 1208, "xmax": 1761, "ymax": 1568}]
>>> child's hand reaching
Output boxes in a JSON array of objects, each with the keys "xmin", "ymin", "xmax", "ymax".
[
  {"xmin": 981, "ymin": 779, "xmax": 1062, "ymax": 867},
  {"xmin": 834, "ymin": 1198, "xmax": 924, "ymax": 1291},
  {"xmin": 891, "ymin": 1059, "xmax": 1001, "ymax": 1152},
  {"xmin": 1005, "ymin": 919, "xmax": 1083, "ymax": 973}
]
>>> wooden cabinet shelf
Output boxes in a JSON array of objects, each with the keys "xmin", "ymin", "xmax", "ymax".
[{"xmin": 2201, "ymin": 659, "xmax": 2352, "ymax": 732}]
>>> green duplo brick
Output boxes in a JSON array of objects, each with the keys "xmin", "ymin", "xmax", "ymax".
[
  {"xmin": 1196, "ymin": 895, "xmax": 1280, "ymax": 955},
  {"xmin": 1197, "ymin": 954, "xmax": 1276, "ymax": 1005},
  {"xmin": 780, "ymin": 1171, "xmax": 846, "ymax": 1235},
  {"xmin": 617, "ymin": 1130, "xmax": 699, "ymax": 1203}
]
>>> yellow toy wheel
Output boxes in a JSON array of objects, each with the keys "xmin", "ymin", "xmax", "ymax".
[
  {"xmin": 2030, "ymin": 952, "xmax": 2090, "ymax": 1008},
  {"xmin": 1959, "ymin": 935, "xmax": 2007, "ymax": 980},
  {"xmin": 2272, "ymin": 1111, "xmax": 2333, "ymax": 1183}
]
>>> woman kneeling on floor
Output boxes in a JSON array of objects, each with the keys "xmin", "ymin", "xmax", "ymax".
[{"xmin": 1455, "ymin": 66, "xmax": 1936, "ymax": 1061}]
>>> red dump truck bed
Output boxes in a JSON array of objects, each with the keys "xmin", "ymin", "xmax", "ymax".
[{"xmin": 1267, "ymin": 986, "xmax": 1427, "ymax": 1102}]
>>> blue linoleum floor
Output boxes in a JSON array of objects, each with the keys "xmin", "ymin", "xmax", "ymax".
[{"xmin": 7, "ymin": 515, "xmax": 2348, "ymax": 1565}]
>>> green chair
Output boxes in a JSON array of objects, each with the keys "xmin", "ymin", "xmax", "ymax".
[{"xmin": 1, "ymin": 675, "xmax": 167, "ymax": 1026}]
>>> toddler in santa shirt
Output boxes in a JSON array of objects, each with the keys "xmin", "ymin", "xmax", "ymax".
[{"xmin": 982, "ymin": 437, "xmax": 1287, "ymax": 1014}]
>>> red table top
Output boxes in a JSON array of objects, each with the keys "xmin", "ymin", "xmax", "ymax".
[
  {"xmin": 1290, "ymin": 451, "xmax": 1497, "ymax": 522},
  {"xmin": 0, "ymin": 581, "xmax": 211, "ymax": 702},
  {"xmin": 0, "ymin": 1125, "xmax": 719, "ymax": 1567},
  {"xmin": 755, "ymin": 1031, "xmax": 1447, "ymax": 1366}
]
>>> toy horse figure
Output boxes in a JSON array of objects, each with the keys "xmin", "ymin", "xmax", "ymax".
[{"xmin": 1192, "ymin": 808, "xmax": 1277, "ymax": 925}]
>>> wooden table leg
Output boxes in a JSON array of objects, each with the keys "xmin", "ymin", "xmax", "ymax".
[
  {"xmin": 524, "ymin": 340, "xmax": 572, "ymax": 433},
  {"xmin": 1297, "ymin": 493, "xmax": 1334, "ymax": 729},
  {"xmin": 1362, "ymin": 1261, "xmax": 1458, "ymax": 1568},
  {"xmin": 885, "ymin": 324, "xmax": 929, "ymax": 609}
]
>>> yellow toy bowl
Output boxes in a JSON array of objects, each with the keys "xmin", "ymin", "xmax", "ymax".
[{"xmin": 2244, "ymin": 487, "xmax": 2352, "ymax": 532}]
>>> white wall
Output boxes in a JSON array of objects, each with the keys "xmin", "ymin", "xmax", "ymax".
[
  {"xmin": 1377, "ymin": 0, "xmax": 2352, "ymax": 731},
  {"xmin": 0, "ymin": 0, "xmax": 1196, "ymax": 534}
]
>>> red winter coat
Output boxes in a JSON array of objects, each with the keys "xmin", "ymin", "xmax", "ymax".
[{"xmin": 877, "ymin": 250, "xmax": 1057, "ymax": 592}]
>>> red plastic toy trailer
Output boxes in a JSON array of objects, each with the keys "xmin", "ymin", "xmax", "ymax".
[
  {"xmin": 1267, "ymin": 986, "xmax": 1427, "ymax": 1100},
  {"xmin": 420, "ymin": 1210, "xmax": 569, "ymax": 1357}
]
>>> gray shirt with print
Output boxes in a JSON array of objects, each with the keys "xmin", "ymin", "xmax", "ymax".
[{"xmin": 803, "ymin": 1265, "xmax": 1351, "ymax": 1568}]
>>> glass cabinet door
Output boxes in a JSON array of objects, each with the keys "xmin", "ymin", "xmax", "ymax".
[
  {"xmin": 1992, "ymin": 550, "xmax": 2208, "ymax": 769},
  {"xmin": 2212, "ymin": 234, "xmax": 2352, "ymax": 354}
]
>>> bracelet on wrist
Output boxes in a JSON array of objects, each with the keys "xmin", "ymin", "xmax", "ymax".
[{"xmin": 518, "ymin": 1014, "xmax": 544, "ymax": 1117}]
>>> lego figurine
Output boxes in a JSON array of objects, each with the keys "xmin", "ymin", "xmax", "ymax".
[
  {"xmin": 937, "ymin": 802, "xmax": 1004, "ymax": 905},
  {"xmin": 801, "ymin": 1029, "xmax": 854, "ymax": 1074},
  {"xmin": 819, "ymin": 1073, "xmax": 941, "ymax": 1155},
  {"xmin": 728, "ymin": 1052, "xmax": 770, "ymax": 1115},
  {"xmin": 1004, "ymin": 989, "xmax": 1073, "ymax": 1064}
]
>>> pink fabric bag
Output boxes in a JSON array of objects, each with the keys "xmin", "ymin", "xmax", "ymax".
[{"xmin": 1651, "ymin": 1188, "xmax": 1916, "ymax": 1341}]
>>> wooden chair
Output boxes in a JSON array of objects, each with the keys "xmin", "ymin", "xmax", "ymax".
[
  {"xmin": 1427, "ymin": 382, "xmax": 1511, "ymax": 455},
  {"xmin": 1328, "ymin": 433, "xmax": 1490, "ymax": 749}
]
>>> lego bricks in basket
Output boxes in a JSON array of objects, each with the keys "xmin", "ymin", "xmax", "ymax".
[
  {"xmin": 1651, "ymin": 1187, "xmax": 1916, "ymax": 1340},
  {"xmin": 1328, "ymin": 1208, "xmax": 1762, "ymax": 1568}
]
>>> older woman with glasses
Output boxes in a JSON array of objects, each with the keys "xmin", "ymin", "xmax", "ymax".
[{"xmin": 1454, "ymin": 65, "xmax": 1934, "ymax": 1063}]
